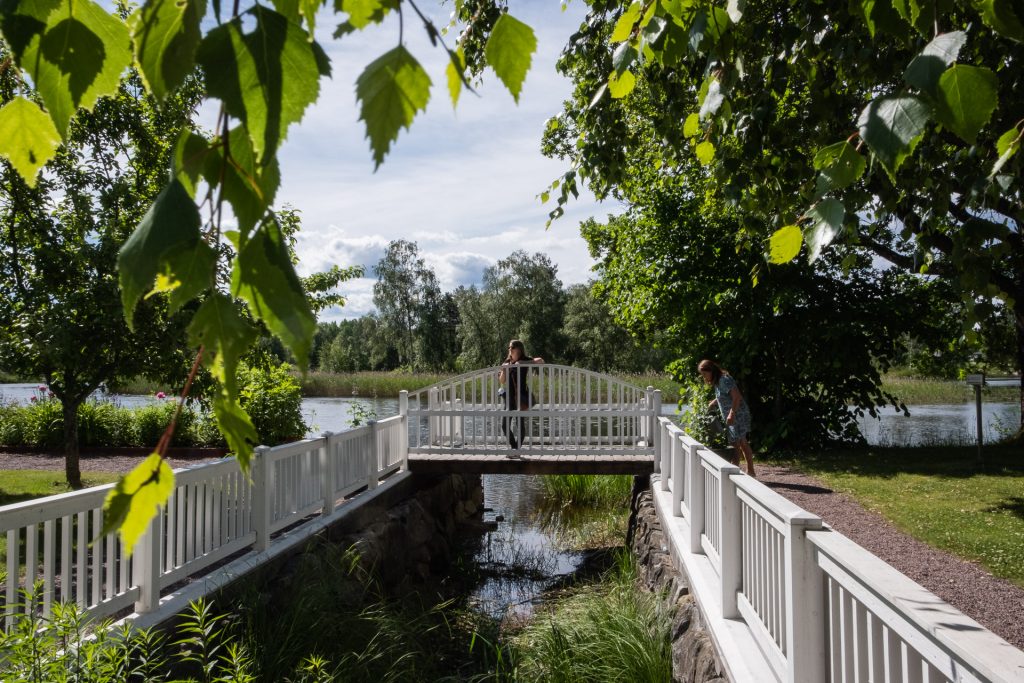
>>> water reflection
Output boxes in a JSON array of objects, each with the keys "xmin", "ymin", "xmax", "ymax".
[{"xmin": 467, "ymin": 475, "xmax": 583, "ymax": 622}]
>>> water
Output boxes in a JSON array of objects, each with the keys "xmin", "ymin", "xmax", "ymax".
[{"xmin": 855, "ymin": 402, "xmax": 1019, "ymax": 446}]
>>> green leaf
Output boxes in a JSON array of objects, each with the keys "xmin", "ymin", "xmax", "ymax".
[
  {"xmin": 769, "ymin": 225, "xmax": 803, "ymax": 263},
  {"xmin": 173, "ymin": 129, "xmax": 211, "ymax": 197},
  {"xmin": 356, "ymin": 46, "xmax": 431, "ymax": 169},
  {"xmin": 231, "ymin": 218, "xmax": 316, "ymax": 369},
  {"xmin": 196, "ymin": 6, "xmax": 324, "ymax": 164},
  {"xmin": 204, "ymin": 126, "xmax": 281, "ymax": 237},
  {"xmin": 129, "ymin": 0, "xmax": 207, "ymax": 100},
  {"xmin": 187, "ymin": 292, "xmax": 258, "ymax": 392},
  {"xmin": 608, "ymin": 70, "xmax": 636, "ymax": 99},
  {"xmin": 991, "ymin": 126, "xmax": 1021, "ymax": 177},
  {"xmin": 102, "ymin": 453, "xmax": 174, "ymax": 556},
  {"xmin": 1, "ymin": 0, "xmax": 132, "ymax": 137},
  {"xmin": 211, "ymin": 389, "xmax": 258, "ymax": 470},
  {"xmin": 446, "ymin": 47, "xmax": 465, "ymax": 108},
  {"xmin": 611, "ymin": 2, "xmax": 642, "ymax": 42},
  {"xmin": 813, "ymin": 140, "xmax": 866, "ymax": 191},
  {"xmin": 695, "ymin": 140, "xmax": 715, "ymax": 165},
  {"xmin": 118, "ymin": 179, "xmax": 202, "ymax": 329},
  {"xmin": 340, "ymin": 0, "xmax": 383, "ymax": 29},
  {"xmin": 971, "ymin": 0, "xmax": 1024, "ymax": 42},
  {"xmin": 853, "ymin": 0, "xmax": 905, "ymax": 38},
  {"xmin": 857, "ymin": 95, "xmax": 931, "ymax": 180},
  {"xmin": 485, "ymin": 13, "xmax": 536, "ymax": 103},
  {"xmin": 934, "ymin": 64, "xmax": 998, "ymax": 144},
  {"xmin": 612, "ymin": 41, "xmax": 637, "ymax": 76},
  {"xmin": 0, "ymin": 96, "xmax": 61, "ymax": 186},
  {"xmin": 683, "ymin": 112, "xmax": 701, "ymax": 138},
  {"xmin": 903, "ymin": 31, "xmax": 966, "ymax": 95},
  {"xmin": 149, "ymin": 241, "xmax": 217, "ymax": 313},
  {"xmin": 804, "ymin": 198, "xmax": 845, "ymax": 262}
]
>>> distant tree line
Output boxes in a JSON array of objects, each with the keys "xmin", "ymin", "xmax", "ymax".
[{"xmin": 308, "ymin": 240, "xmax": 668, "ymax": 374}]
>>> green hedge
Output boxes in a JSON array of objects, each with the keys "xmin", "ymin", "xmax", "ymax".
[{"xmin": 0, "ymin": 363, "xmax": 308, "ymax": 449}]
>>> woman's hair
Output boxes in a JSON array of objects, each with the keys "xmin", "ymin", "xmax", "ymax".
[
  {"xmin": 505, "ymin": 339, "xmax": 527, "ymax": 363},
  {"xmin": 698, "ymin": 359, "xmax": 724, "ymax": 384}
]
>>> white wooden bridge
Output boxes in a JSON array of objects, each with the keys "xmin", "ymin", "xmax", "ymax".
[
  {"xmin": 1, "ymin": 367, "xmax": 1023, "ymax": 682},
  {"xmin": 403, "ymin": 364, "xmax": 660, "ymax": 474}
]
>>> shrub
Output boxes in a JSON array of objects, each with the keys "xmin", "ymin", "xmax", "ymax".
[{"xmin": 238, "ymin": 363, "xmax": 307, "ymax": 446}]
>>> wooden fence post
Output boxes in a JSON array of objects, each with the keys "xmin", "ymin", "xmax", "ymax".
[
  {"xmin": 785, "ymin": 513, "xmax": 826, "ymax": 683},
  {"xmin": 671, "ymin": 435, "xmax": 684, "ymax": 517},
  {"xmin": 719, "ymin": 466, "xmax": 742, "ymax": 618},
  {"xmin": 132, "ymin": 515, "xmax": 161, "ymax": 614},
  {"xmin": 689, "ymin": 443, "xmax": 704, "ymax": 554},
  {"xmin": 366, "ymin": 421, "xmax": 379, "ymax": 490},
  {"xmin": 321, "ymin": 433, "xmax": 335, "ymax": 515},
  {"xmin": 399, "ymin": 390, "xmax": 410, "ymax": 469},
  {"xmin": 252, "ymin": 446, "xmax": 272, "ymax": 551}
]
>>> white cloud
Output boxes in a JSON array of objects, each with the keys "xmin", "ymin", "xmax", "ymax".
[{"xmin": 274, "ymin": 1, "xmax": 622, "ymax": 315}]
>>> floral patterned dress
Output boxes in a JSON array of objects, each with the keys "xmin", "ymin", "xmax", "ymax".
[{"xmin": 714, "ymin": 374, "xmax": 752, "ymax": 444}]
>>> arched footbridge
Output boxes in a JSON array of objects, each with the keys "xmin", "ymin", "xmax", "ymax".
[{"xmin": 402, "ymin": 364, "xmax": 660, "ymax": 475}]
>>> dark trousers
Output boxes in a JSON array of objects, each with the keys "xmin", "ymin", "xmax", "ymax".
[{"xmin": 502, "ymin": 406, "xmax": 528, "ymax": 448}]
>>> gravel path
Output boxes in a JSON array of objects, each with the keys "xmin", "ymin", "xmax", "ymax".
[
  {"xmin": 3, "ymin": 452, "xmax": 1022, "ymax": 650},
  {"xmin": 758, "ymin": 462, "xmax": 1024, "ymax": 651}
]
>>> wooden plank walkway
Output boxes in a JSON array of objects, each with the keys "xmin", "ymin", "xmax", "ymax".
[{"xmin": 406, "ymin": 453, "xmax": 654, "ymax": 475}]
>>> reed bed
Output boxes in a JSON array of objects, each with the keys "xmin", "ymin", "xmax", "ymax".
[
  {"xmin": 510, "ymin": 550, "xmax": 672, "ymax": 683},
  {"xmin": 880, "ymin": 375, "xmax": 1018, "ymax": 404}
]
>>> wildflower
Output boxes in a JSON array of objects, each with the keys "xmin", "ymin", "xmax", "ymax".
[
  {"xmin": 156, "ymin": 391, "xmax": 167, "ymax": 399},
  {"xmin": 30, "ymin": 396, "xmax": 37, "ymax": 402},
  {"xmin": 37, "ymin": 384, "xmax": 46, "ymax": 391}
]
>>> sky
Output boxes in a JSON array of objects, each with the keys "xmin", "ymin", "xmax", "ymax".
[{"xmin": 270, "ymin": 1, "xmax": 619, "ymax": 321}]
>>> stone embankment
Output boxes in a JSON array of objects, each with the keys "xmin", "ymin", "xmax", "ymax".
[{"xmin": 630, "ymin": 478, "xmax": 730, "ymax": 683}]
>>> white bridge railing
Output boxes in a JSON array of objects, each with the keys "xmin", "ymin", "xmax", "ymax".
[
  {"xmin": 654, "ymin": 417, "xmax": 1024, "ymax": 683},
  {"xmin": 0, "ymin": 415, "xmax": 408, "ymax": 629},
  {"xmin": 404, "ymin": 364, "xmax": 660, "ymax": 458}
]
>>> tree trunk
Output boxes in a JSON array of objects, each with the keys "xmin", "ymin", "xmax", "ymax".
[{"xmin": 63, "ymin": 399, "xmax": 82, "ymax": 489}]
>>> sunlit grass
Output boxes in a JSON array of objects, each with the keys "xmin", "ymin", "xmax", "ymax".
[
  {"xmin": 511, "ymin": 550, "xmax": 672, "ymax": 683},
  {"xmin": 0, "ymin": 470, "xmax": 119, "ymax": 507},
  {"xmin": 880, "ymin": 374, "xmax": 1017, "ymax": 405},
  {"xmin": 777, "ymin": 446, "xmax": 1024, "ymax": 586}
]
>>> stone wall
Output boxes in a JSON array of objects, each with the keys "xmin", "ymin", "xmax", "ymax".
[
  {"xmin": 629, "ymin": 477, "xmax": 730, "ymax": 683},
  {"xmin": 330, "ymin": 472, "xmax": 484, "ymax": 589}
]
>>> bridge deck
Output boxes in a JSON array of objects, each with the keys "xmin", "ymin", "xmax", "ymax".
[{"xmin": 406, "ymin": 452, "xmax": 654, "ymax": 475}]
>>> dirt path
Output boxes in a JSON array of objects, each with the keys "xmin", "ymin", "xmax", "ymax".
[{"xmin": 758, "ymin": 462, "xmax": 1024, "ymax": 651}]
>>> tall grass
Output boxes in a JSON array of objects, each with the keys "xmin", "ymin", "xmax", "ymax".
[
  {"xmin": 880, "ymin": 375, "xmax": 1018, "ymax": 404},
  {"xmin": 298, "ymin": 370, "xmax": 449, "ymax": 397},
  {"xmin": 511, "ymin": 550, "xmax": 672, "ymax": 683},
  {"xmin": 541, "ymin": 475, "xmax": 633, "ymax": 508}
]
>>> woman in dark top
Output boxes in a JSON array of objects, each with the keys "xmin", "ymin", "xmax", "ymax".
[{"xmin": 499, "ymin": 339, "xmax": 544, "ymax": 452}]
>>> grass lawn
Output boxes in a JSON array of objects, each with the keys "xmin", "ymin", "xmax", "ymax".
[
  {"xmin": 0, "ymin": 470, "xmax": 120, "ymax": 507},
  {"xmin": 775, "ymin": 446, "xmax": 1024, "ymax": 587}
]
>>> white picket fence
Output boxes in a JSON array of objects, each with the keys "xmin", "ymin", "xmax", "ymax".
[
  {"xmin": 654, "ymin": 418, "xmax": 1024, "ymax": 683},
  {"xmin": 0, "ymin": 415, "xmax": 407, "ymax": 628},
  {"xmin": 405, "ymin": 364, "xmax": 660, "ymax": 457}
]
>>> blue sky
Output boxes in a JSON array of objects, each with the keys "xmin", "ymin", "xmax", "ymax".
[{"xmin": 271, "ymin": 1, "xmax": 617, "ymax": 320}]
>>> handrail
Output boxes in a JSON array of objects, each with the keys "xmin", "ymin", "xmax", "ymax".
[
  {"xmin": 0, "ymin": 417, "xmax": 408, "ymax": 629},
  {"xmin": 654, "ymin": 416, "xmax": 1024, "ymax": 683}
]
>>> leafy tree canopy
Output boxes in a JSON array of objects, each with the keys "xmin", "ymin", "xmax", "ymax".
[{"xmin": 527, "ymin": 0, "xmax": 1022, "ymax": 424}]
